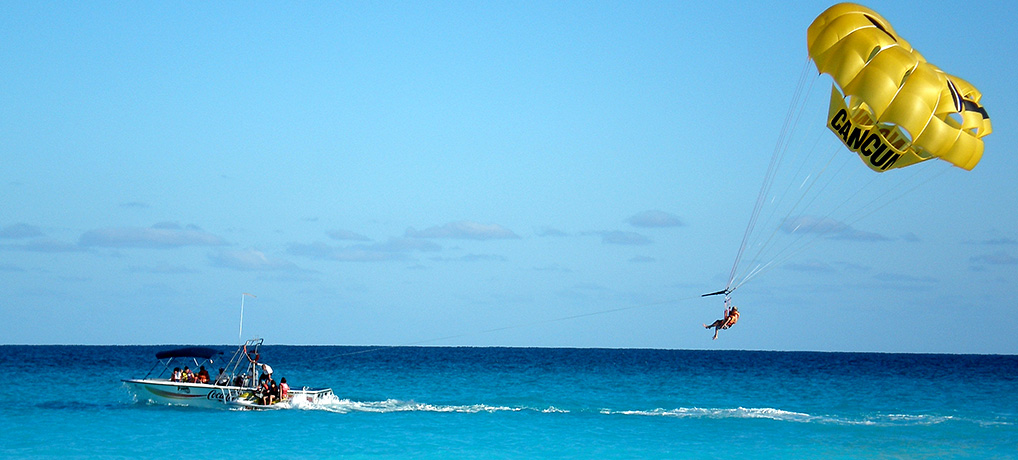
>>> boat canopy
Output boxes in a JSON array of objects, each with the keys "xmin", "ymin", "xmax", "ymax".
[{"xmin": 155, "ymin": 347, "xmax": 223, "ymax": 360}]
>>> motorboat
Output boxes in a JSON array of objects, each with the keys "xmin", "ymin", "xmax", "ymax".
[{"xmin": 123, "ymin": 338, "xmax": 334, "ymax": 409}]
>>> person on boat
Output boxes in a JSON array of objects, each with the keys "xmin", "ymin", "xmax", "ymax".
[
  {"xmin": 253, "ymin": 376, "xmax": 266, "ymax": 403},
  {"xmin": 182, "ymin": 366, "xmax": 194, "ymax": 382},
  {"xmin": 268, "ymin": 379, "xmax": 280, "ymax": 405},
  {"xmin": 171, "ymin": 367, "xmax": 182, "ymax": 382},
  {"xmin": 704, "ymin": 305, "xmax": 739, "ymax": 340},
  {"xmin": 243, "ymin": 345, "xmax": 260, "ymax": 379},
  {"xmin": 196, "ymin": 366, "xmax": 210, "ymax": 384},
  {"xmin": 279, "ymin": 377, "xmax": 289, "ymax": 401},
  {"xmin": 259, "ymin": 379, "xmax": 280, "ymax": 405},
  {"xmin": 260, "ymin": 363, "xmax": 273, "ymax": 381}
]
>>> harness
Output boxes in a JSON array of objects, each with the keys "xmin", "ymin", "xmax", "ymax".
[{"xmin": 721, "ymin": 295, "xmax": 739, "ymax": 329}]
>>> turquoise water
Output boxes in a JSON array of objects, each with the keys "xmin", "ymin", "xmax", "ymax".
[{"xmin": 2, "ymin": 346, "xmax": 1016, "ymax": 459}]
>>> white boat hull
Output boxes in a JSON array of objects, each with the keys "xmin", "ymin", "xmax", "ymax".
[{"xmin": 123, "ymin": 379, "xmax": 334, "ymax": 409}]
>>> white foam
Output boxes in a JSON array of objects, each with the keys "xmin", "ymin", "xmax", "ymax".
[
  {"xmin": 604, "ymin": 407, "xmax": 813, "ymax": 423},
  {"xmin": 309, "ymin": 398, "xmax": 526, "ymax": 414},
  {"xmin": 274, "ymin": 397, "xmax": 968, "ymax": 427},
  {"xmin": 600, "ymin": 406, "xmax": 964, "ymax": 427}
]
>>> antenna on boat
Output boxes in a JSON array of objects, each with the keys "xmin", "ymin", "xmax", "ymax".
[{"xmin": 240, "ymin": 293, "xmax": 256, "ymax": 342}]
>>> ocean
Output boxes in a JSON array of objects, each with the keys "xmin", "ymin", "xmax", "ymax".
[{"xmin": 1, "ymin": 345, "xmax": 1015, "ymax": 459}]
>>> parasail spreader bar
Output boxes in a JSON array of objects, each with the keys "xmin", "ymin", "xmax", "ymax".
[{"xmin": 701, "ymin": 288, "xmax": 731, "ymax": 297}]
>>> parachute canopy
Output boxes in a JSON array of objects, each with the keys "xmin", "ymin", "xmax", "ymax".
[{"xmin": 807, "ymin": 3, "xmax": 991, "ymax": 172}]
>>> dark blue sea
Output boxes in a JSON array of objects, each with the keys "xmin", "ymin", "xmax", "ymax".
[{"xmin": 1, "ymin": 346, "xmax": 1016, "ymax": 459}]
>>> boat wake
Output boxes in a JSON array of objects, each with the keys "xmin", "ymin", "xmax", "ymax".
[
  {"xmin": 264, "ymin": 396, "xmax": 990, "ymax": 427},
  {"xmin": 599, "ymin": 407, "xmax": 959, "ymax": 426},
  {"xmin": 282, "ymin": 395, "xmax": 565, "ymax": 414}
]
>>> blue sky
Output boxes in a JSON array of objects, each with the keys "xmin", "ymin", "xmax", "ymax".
[{"xmin": 2, "ymin": 1, "xmax": 1015, "ymax": 353}]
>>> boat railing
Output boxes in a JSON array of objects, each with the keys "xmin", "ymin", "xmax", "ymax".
[
  {"xmin": 216, "ymin": 338, "xmax": 267, "ymax": 389},
  {"xmin": 137, "ymin": 338, "xmax": 266, "ymax": 389}
]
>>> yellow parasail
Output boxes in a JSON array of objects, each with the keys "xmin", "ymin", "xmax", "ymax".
[{"xmin": 807, "ymin": 3, "xmax": 991, "ymax": 172}]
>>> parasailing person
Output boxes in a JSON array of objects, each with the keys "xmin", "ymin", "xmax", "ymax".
[{"xmin": 703, "ymin": 295, "xmax": 739, "ymax": 340}]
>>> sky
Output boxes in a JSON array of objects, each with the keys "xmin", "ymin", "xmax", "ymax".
[{"xmin": 2, "ymin": 1, "xmax": 1016, "ymax": 353}]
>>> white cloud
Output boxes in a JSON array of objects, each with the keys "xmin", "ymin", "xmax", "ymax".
[
  {"xmin": 536, "ymin": 227, "xmax": 570, "ymax": 237},
  {"xmin": 209, "ymin": 249, "xmax": 299, "ymax": 271},
  {"xmin": 79, "ymin": 224, "xmax": 228, "ymax": 248},
  {"xmin": 600, "ymin": 231, "xmax": 652, "ymax": 245},
  {"xmin": 900, "ymin": 232, "xmax": 921, "ymax": 242},
  {"xmin": 828, "ymin": 229, "xmax": 891, "ymax": 242},
  {"xmin": 971, "ymin": 237, "xmax": 1018, "ymax": 246},
  {"xmin": 430, "ymin": 253, "xmax": 507, "ymax": 262},
  {"xmin": 970, "ymin": 250, "xmax": 1018, "ymax": 266},
  {"xmin": 4, "ymin": 238, "xmax": 83, "ymax": 253},
  {"xmin": 128, "ymin": 264, "xmax": 198, "ymax": 274},
  {"xmin": 532, "ymin": 263, "xmax": 572, "ymax": 273},
  {"xmin": 372, "ymin": 237, "xmax": 442, "ymax": 252},
  {"xmin": 0, "ymin": 223, "xmax": 44, "ymax": 239},
  {"xmin": 781, "ymin": 216, "xmax": 848, "ymax": 234},
  {"xmin": 871, "ymin": 272, "xmax": 938, "ymax": 284},
  {"xmin": 288, "ymin": 237, "xmax": 441, "ymax": 262},
  {"xmin": 288, "ymin": 242, "xmax": 399, "ymax": 262},
  {"xmin": 626, "ymin": 210, "xmax": 684, "ymax": 228},
  {"xmin": 405, "ymin": 221, "xmax": 520, "ymax": 240},
  {"xmin": 782, "ymin": 260, "xmax": 836, "ymax": 273},
  {"xmin": 327, "ymin": 229, "xmax": 371, "ymax": 241},
  {"xmin": 781, "ymin": 216, "xmax": 889, "ymax": 242}
]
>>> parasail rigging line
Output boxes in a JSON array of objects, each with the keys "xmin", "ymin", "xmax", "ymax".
[
  {"xmin": 725, "ymin": 57, "xmax": 817, "ymax": 296},
  {"xmin": 732, "ymin": 160, "xmax": 949, "ymax": 290}
]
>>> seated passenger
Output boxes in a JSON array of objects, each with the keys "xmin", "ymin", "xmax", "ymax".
[
  {"xmin": 171, "ymin": 367, "xmax": 182, "ymax": 382},
  {"xmin": 268, "ymin": 379, "xmax": 279, "ymax": 405},
  {"xmin": 258, "ymin": 378, "xmax": 272, "ymax": 405},
  {"xmin": 196, "ymin": 366, "xmax": 210, "ymax": 384}
]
